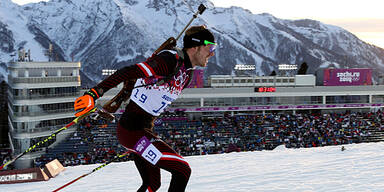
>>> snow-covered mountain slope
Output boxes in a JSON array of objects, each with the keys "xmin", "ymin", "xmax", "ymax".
[
  {"xmin": 0, "ymin": 0, "xmax": 48, "ymax": 81},
  {"xmin": 0, "ymin": 0, "xmax": 47, "ymax": 62},
  {"xmin": 1, "ymin": 0, "xmax": 383, "ymax": 86}
]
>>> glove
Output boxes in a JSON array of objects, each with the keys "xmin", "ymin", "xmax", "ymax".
[{"xmin": 74, "ymin": 88, "xmax": 100, "ymax": 117}]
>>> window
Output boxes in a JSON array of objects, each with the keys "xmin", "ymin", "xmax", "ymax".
[
  {"xmin": 326, "ymin": 95, "xmax": 369, "ymax": 104},
  {"xmin": 372, "ymin": 95, "xmax": 384, "ymax": 103}
]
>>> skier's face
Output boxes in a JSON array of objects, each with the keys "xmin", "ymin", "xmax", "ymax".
[{"xmin": 193, "ymin": 44, "xmax": 215, "ymax": 68}]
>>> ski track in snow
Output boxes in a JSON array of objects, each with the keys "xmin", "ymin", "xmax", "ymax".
[{"xmin": 3, "ymin": 142, "xmax": 384, "ymax": 192}]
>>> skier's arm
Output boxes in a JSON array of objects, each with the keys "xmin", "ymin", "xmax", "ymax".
[
  {"xmin": 94, "ymin": 51, "xmax": 177, "ymax": 95},
  {"xmin": 74, "ymin": 51, "xmax": 177, "ymax": 117},
  {"xmin": 93, "ymin": 64, "xmax": 145, "ymax": 96}
]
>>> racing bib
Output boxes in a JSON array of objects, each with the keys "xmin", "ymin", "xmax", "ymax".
[
  {"xmin": 130, "ymin": 68, "xmax": 190, "ymax": 116},
  {"xmin": 134, "ymin": 136, "xmax": 162, "ymax": 165}
]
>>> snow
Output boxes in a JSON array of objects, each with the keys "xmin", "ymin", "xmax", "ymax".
[
  {"xmin": 20, "ymin": 0, "xmax": 122, "ymax": 60},
  {"xmin": 0, "ymin": 0, "xmax": 47, "ymax": 64},
  {"xmin": 3, "ymin": 142, "xmax": 384, "ymax": 191},
  {"xmin": 319, "ymin": 61, "xmax": 341, "ymax": 69}
]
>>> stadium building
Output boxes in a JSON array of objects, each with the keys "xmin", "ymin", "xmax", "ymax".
[
  {"xmin": 100, "ymin": 68, "xmax": 384, "ymax": 118},
  {"xmin": 7, "ymin": 59, "xmax": 81, "ymax": 169}
]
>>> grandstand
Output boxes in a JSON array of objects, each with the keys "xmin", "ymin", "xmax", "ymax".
[
  {"xmin": 34, "ymin": 68, "xmax": 384, "ymax": 167},
  {"xmin": 38, "ymin": 109, "xmax": 384, "ymax": 167}
]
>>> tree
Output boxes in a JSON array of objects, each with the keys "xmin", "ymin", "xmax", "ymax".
[
  {"xmin": 0, "ymin": 81, "xmax": 9, "ymax": 148},
  {"xmin": 297, "ymin": 62, "xmax": 308, "ymax": 75}
]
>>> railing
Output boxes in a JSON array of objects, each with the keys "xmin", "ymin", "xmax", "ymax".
[
  {"xmin": 8, "ymin": 92, "xmax": 79, "ymax": 100},
  {"xmin": 12, "ymin": 123, "xmax": 75, "ymax": 134},
  {"xmin": 166, "ymin": 103, "xmax": 384, "ymax": 113},
  {"xmin": 12, "ymin": 108, "xmax": 74, "ymax": 117},
  {"xmin": 8, "ymin": 76, "xmax": 80, "ymax": 84}
]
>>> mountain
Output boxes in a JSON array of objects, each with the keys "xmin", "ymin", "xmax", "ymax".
[{"xmin": 1, "ymin": 0, "xmax": 384, "ymax": 86}]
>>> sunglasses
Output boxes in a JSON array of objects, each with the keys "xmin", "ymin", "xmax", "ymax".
[{"xmin": 204, "ymin": 40, "xmax": 217, "ymax": 53}]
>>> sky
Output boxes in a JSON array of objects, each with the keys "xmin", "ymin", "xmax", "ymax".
[
  {"xmin": 210, "ymin": 0, "xmax": 384, "ymax": 48},
  {"xmin": 10, "ymin": 0, "xmax": 384, "ymax": 48},
  {"xmin": 3, "ymin": 142, "xmax": 384, "ymax": 191}
]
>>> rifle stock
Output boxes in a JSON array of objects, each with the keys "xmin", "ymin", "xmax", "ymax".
[{"xmin": 154, "ymin": 37, "xmax": 176, "ymax": 55}]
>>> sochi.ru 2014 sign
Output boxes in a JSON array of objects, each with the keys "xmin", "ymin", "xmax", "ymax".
[
  {"xmin": 323, "ymin": 68, "xmax": 372, "ymax": 86},
  {"xmin": 0, "ymin": 173, "xmax": 35, "ymax": 182},
  {"xmin": 0, "ymin": 167, "xmax": 49, "ymax": 184}
]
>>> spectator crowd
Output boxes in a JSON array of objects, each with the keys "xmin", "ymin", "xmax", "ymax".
[
  {"xmin": 156, "ymin": 111, "xmax": 384, "ymax": 155},
  {"xmin": 2, "ymin": 110, "xmax": 383, "ymax": 169}
]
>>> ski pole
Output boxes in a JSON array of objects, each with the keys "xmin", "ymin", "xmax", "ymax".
[
  {"xmin": 175, "ymin": 3, "xmax": 206, "ymax": 41},
  {"xmin": 154, "ymin": 3, "xmax": 206, "ymax": 54},
  {"xmin": 153, "ymin": 3, "xmax": 207, "ymax": 55},
  {"xmin": 0, "ymin": 107, "xmax": 97, "ymax": 171},
  {"xmin": 52, "ymin": 150, "xmax": 134, "ymax": 192}
]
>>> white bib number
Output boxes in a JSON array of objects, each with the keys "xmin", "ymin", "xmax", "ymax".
[
  {"xmin": 134, "ymin": 136, "xmax": 162, "ymax": 165},
  {"xmin": 130, "ymin": 79, "xmax": 179, "ymax": 116}
]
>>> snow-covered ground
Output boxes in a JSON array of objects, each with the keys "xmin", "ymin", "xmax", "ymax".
[{"xmin": 3, "ymin": 142, "xmax": 384, "ymax": 192}]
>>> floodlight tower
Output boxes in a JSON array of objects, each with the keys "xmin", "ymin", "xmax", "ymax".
[{"xmin": 278, "ymin": 64, "xmax": 297, "ymax": 76}]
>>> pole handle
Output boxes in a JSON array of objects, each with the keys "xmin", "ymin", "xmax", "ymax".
[{"xmin": 175, "ymin": 3, "xmax": 207, "ymax": 41}]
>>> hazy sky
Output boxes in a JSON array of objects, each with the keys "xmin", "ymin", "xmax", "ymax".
[
  {"xmin": 11, "ymin": 0, "xmax": 384, "ymax": 48},
  {"xmin": 211, "ymin": 0, "xmax": 384, "ymax": 48}
]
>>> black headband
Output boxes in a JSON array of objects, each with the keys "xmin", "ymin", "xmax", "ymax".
[{"xmin": 183, "ymin": 29, "xmax": 215, "ymax": 48}]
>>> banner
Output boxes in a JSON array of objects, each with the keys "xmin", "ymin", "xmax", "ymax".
[
  {"xmin": 323, "ymin": 68, "xmax": 372, "ymax": 86},
  {"xmin": 186, "ymin": 69, "xmax": 204, "ymax": 88},
  {"xmin": 0, "ymin": 167, "xmax": 49, "ymax": 184},
  {"xmin": 166, "ymin": 103, "xmax": 384, "ymax": 112}
]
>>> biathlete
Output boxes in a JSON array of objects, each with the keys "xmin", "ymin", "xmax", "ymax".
[{"xmin": 74, "ymin": 25, "xmax": 216, "ymax": 192}]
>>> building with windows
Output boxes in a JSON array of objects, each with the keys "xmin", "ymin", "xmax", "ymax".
[
  {"xmin": 98, "ymin": 72, "xmax": 384, "ymax": 118},
  {"xmin": 167, "ymin": 85, "xmax": 384, "ymax": 115},
  {"xmin": 166, "ymin": 70, "xmax": 384, "ymax": 116},
  {"xmin": 7, "ymin": 61, "xmax": 81, "ymax": 169},
  {"xmin": 208, "ymin": 74, "xmax": 316, "ymax": 88}
]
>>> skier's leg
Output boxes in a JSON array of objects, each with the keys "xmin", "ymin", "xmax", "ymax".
[
  {"xmin": 134, "ymin": 154, "xmax": 161, "ymax": 192},
  {"xmin": 117, "ymin": 124, "xmax": 190, "ymax": 191},
  {"xmin": 152, "ymin": 141, "xmax": 191, "ymax": 192},
  {"xmin": 117, "ymin": 125, "xmax": 161, "ymax": 191}
]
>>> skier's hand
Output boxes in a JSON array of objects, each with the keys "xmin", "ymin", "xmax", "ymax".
[{"xmin": 74, "ymin": 88, "xmax": 100, "ymax": 117}]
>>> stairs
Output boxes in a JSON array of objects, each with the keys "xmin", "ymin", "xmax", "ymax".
[{"xmin": 361, "ymin": 126, "xmax": 384, "ymax": 142}]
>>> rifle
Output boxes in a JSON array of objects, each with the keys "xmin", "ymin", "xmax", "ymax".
[{"xmin": 102, "ymin": 4, "xmax": 207, "ymax": 113}]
